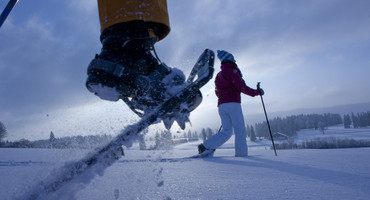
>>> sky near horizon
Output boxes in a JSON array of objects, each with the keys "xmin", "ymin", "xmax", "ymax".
[{"xmin": 1, "ymin": 0, "xmax": 370, "ymax": 141}]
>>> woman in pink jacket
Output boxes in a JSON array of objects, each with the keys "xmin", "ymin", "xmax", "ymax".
[{"xmin": 198, "ymin": 50, "xmax": 264, "ymax": 157}]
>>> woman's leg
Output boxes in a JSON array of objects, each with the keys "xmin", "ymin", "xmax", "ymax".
[
  {"xmin": 203, "ymin": 103, "xmax": 233, "ymax": 149},
  {"xmin": 228, "ymin": 103, "xmax": 248, "ymax": 156}
]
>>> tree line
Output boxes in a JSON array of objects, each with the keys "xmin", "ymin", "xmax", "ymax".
[
  {"xmin": 0, "ymin": 121, "xmax": 7, "ymax": 144},
  {"xmin": 1, "ymin": 111, "xmax": 369, "ymax": 149},
  {"xmin": 0, "ymin": 127, "xmax": 216, "ymax": 150},
  {"xmin": 1, "ymin": 132, "xmax": 114, "ymax": 149},
  {"xmin": 248, "ymin": 113, "xmax": 343, "ymax": 140},
  {"xmin": 343, "ymin": 111, "xmax": 370, "ymax": 128}
]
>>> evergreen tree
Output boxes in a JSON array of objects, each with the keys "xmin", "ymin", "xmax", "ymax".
[
  {"xmin": 49, "ymin": 131, "xmax": 56, "ymax": 141},
  {"xmin": 343, "ymin": 114, "xmax": 351, "ymax": 128},
  {"xmin": 193, "ymin": 131, "xmax": 199, "ymax": 140},
  {"xmin": 366, "ymin": 111, "xmax": 370, "ymax": 126},
  {"xmin": 187, "ymin": 130, "xmax": 192, "ymax": 139},
  {"xmin": 0, "ymin": 121, "xmax": 7, "ymax": 143},
  {"xmin": 206, "ymin": 128, "xmax": 214, "ymax": 139},
  {"xmin": 49, "ymin": 131, "xmax": 56, "ymax": 148},
  {"xmin": 358, "ymin": 112, "xmax": 367, "ymax": 128},
  {"xmin": 305, "ymin": 119, "xmax": 314, "ymax": 129},
  {"xmin": 154, "ymin": 132, "xmax": 161, "ymax": 148},
  {"xmin": 139, "ymin": 134, "xmax": 146, "ymax": 150},
  {"xmin": 201, "ymin": 128, "xmax": 207, "ymax": 141},
  {"xmin": 250, "ymin": 126, "xmax": 256, "ymax": 142},
  {"xmin": 351, "ymin": 112, "xmax": 359, "ymax": 128},
  {"xmin": 246, "ymin": 125, "xmax": 251, "ymax": 138}
]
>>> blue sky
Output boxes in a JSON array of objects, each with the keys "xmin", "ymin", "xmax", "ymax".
[{"xmin": 1, "ymin": 0, "xmax": 370, "ymax": 141}]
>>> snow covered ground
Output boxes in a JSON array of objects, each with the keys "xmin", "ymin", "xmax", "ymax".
[
  {"xmin": 296, "ymin": 124, "xmax": 370, "ymax": 141},
  {"xmin": 1, "ymin": 126, "xmax": 370, "ymax": 200}
]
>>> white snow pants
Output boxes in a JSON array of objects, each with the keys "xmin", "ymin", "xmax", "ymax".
[{"xmin": 203, "ymin": 102, "xmax": 248, "ymax": 157}]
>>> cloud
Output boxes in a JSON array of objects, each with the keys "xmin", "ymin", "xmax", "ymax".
[
  {"xmin": 0, "ymin": 1, "xmax": 100, "ymax": 122},
  {"xmin": 166, "ymin": 0, "xmax": 370, "ymax": 78},
  {"xmin": 1, "ymin": 17, "xmax": 76, "ymax": 112},
  {"xmin": 67, "ymin": 0, "xmax": 97, "ymax": 13}
]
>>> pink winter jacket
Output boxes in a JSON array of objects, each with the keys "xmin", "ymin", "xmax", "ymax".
[{"xmin": 215, "ymin": 62, "xmax": 259, "ymax": 107}]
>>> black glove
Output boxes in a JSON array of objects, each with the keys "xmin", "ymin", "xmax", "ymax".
[
  {"xmin": 256, "ymin": 82, "xmax": 264, "ymax": 96},
  {"xmin": 258, "ymin": 88, "xmax": 264, "ymax": 96}
]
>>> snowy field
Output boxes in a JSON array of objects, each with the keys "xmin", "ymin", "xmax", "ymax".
[
  {"xmin": 296, "ymin": 124, "xmax": 370, "ymax": 141},
  {"xmin": 1, "ymin": 126, "xmax": 370, "ymax": 200}
]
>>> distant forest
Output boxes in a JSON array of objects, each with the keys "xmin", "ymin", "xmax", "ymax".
[
  {"xmin": 1, "ymin": 111, "xmax": 369, "ymax": 149},
  {"xmin": 251, "ymin": 113, "xmax": 342, "ymax": 139},
  {"xmin": 248, "ymin": 111, "xmax": 370, "ymax": 141}
]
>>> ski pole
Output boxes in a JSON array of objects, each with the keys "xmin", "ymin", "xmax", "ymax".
[
  {"xmin": 0, "ymin": 0, "xmax": 18, "ymax": 28},
  {"xmin": 257, "ymin": 82, "xmax": 277, "ymax": 156}
]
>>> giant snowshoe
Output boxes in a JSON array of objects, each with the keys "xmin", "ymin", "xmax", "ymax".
[{"xmin": 86, "ymin": 23, "xmax": 214, "ymax": 129}]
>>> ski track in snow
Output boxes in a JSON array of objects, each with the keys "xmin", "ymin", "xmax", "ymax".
[{"xmin": 1, "ymin": 126, "xmax": 370, "ymax": 200}]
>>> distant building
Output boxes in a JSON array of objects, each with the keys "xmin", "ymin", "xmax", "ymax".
[{"xmin": 273, "ymin": 132, "xmax": 290, "ymax": 140}]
